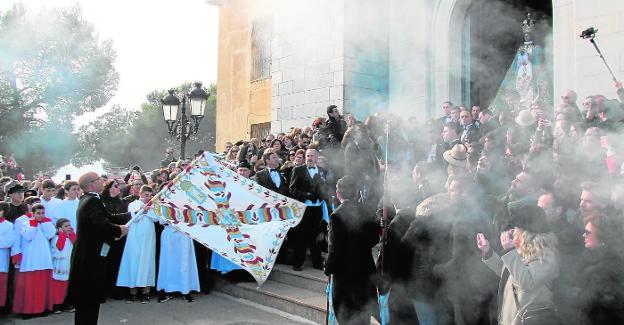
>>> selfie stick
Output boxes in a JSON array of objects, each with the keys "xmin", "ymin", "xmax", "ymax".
[{"xmin": 581, "ymin": 27, "xmax": 619, "ymax": 83}]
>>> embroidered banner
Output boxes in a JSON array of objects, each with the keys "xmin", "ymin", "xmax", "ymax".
[{"xmin": 149, "ymin": 152, "xmax": 306, "ymax": 285}]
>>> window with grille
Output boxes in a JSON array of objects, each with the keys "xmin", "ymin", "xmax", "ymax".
[
  {"xmin": 250, "ymin": 122, "xmax": 271, "ymax": 140},
  {"xmin": 251, "ymin": 17, "xmax": 272, "ymax": 81}
]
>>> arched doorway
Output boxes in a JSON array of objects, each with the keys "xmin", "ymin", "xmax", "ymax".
[
  {"xmin": 429, "ymin": 0, "xmax": 560, "ymax": 112},
  {"xmin": 461, "ymin": 0, "xmax": 553, "ymax": 108}
]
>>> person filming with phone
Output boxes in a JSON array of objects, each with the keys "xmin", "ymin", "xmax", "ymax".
[{"xmin": 476, "ymin": 205, "xmax": 560, "ymax": 325}]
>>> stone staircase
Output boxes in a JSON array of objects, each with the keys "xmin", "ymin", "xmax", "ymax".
[{"xmin": 213, "ymin": 263, "xmax": 329, "ymax": 324}]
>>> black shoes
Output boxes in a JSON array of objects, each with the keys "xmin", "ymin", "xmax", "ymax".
[
  {"xmin": 183, "ymin": 294, "xmax": 194, "ymax": 303},
  {"xmin": 158, "ymin": 294, "xmax": 173, "ymax": 303},
  {"xmin": 126, "ymin": 294, "xmax": 137, "ymax": 303},
  {"xmin": 292, "ymin": 265, "xmax": 303, "ymax": 271},
  {"xmin": 140, "ymin": 294, "xmax": 150, "ymax": 304}
]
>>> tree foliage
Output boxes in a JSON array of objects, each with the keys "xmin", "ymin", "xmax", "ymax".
[
  {"xmin": 0, "ymin": 4, "xmax": 119, "ymax": 175},
  {"xmin": 75, "ymin": 83, "xmax": 217, "ymax": 172}
]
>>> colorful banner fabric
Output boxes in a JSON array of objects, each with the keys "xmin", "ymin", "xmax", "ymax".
[{"xmin": 149, "ymin": 152, "xmax": 307, "ymax": 285}]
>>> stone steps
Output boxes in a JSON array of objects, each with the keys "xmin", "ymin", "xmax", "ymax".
[
  {"xmin": 213, "ymin": 271, "xmax": 327, "ymax": 324},
  {"xmin": 269, "ymin": 263, "xmax": 328, "ymax": 293}
]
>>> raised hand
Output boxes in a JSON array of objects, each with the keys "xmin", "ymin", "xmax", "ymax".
[
  {"xmin": 500, "ymin": 229, "xmax": 515, "ymax": 251},
  {"xmin": 476, "ymin": 233, "xmax": 490, "ymax": 255}
]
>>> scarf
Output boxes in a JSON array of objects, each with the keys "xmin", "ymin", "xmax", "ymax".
[
  {"xmin": 56, "ymin": 231, "xmax": 77, "ymax": 251},
  {"xmin": 29, "ymin": 217, "xmax": 52, "ymax": 227}
]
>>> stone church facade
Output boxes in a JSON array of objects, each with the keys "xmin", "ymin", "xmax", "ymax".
[{"xmin": 210, "ymin": 0, "xmax": 624, "ymax": 150}]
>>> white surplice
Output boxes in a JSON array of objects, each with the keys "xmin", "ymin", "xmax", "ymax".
[{"xmin": 116, "ymin": 200, "xmax": 158, "ymax": 288}]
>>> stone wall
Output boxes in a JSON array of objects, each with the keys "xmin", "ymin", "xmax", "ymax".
[
  {"xmin": 270, "ymin": 0, "xmax": 345, "ymax": 133},
  {"xmin": 215, "ymin": 0, "xmax": 272, "ymax": 151}
]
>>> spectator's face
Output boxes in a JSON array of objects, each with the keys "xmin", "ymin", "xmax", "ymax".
[
  {"xmin": 110, "ymin": 182, "xmax": 121, "ymax": 197},
  {"xmin": 442, "ymin": 102, "xmax": 452, "ymax": 116},
  {"xmin": 265, "ymin": 136, "xmax": 274, "ymax": 146},
  {"xmin": 294, "ymin": 154, "xmax": 305, "ymax": 165},
  {"xmin": 131, "ymin": 183, "xmax": 143, "ymax": 196},
  {"xmin": 450, "ymin": 109, "xmax": 460, "ymax": 122},
  {"xmin": 317, "ymin": 157, "xmax": 326, "ymax": 168},
  {"xmin": 42, "ymin": 187, "xmax": 56, "ymax": 200},
  {"xmin": 583, "ymin": 222, "xmax": 600, "ymax": 249},
  {"xmin": 9, "ymin": 192, "xmax": 24, "ymax": 204},
  {"xmin": 580, "ymin": 190, "xmax": 603, "ymax": 219},
  {"xmin": 479, "ymin": 112, "xmax": 490, "ymax": 124},
  {"xmin": 67, "ymin": 185, "xmax": 81, "ymax": 200},
  {"xmin": 33, "ymin": 208, "xmax": 45, "ymax": 221},
  {"xmin": 266, "ymin": 153, "xmax": 280, "ymax": 169},
  {"xmin": 460, "ymin": 111, "xmax": 472, "ymax": 126},
  {"xmin": 441, "ymin": 126, "xmax": 456, "ymax": 143},
  {"xmin": 139, "ymin": 191, "xmax": 153, "ymax": 203},
  {"xmin": 60, "ymin": 221, "xmax": 73, "ymax": 235},
  {"xmin": 305, "ymin": 149, "xmax": 318, "ymax": 166},
  {"xmin": 471, "ymin": 106, "xmax": 481, "ymax": 120},
  {"xmin": 272, "ymin": 142, "xmax": 281, "ymax": 152},
  {"xmin": 510, "ymin": 172, "xmax": 530, "ymax": 197},
  {"xmin": 237, "ymin": 167, "xmax": 251, "ymax": 178},
  {"xmin": 225, "ymin": 143, "xmax": 232, "ymax": 152}
]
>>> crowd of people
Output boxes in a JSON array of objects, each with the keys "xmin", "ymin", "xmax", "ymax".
[
  {"xmin": 0, "ymin": 162, "xmax": 207, "ymax": 322},
  {"xmin": 214, "ymin": 86, "xmax": 624, "ymax": 325},
  {"xmin": 1, "ymin": 82, "xmax": 624, "ymax": 324}
]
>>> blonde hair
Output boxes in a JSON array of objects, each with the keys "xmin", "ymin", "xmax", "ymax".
[{"xmin": 517, "ymin": 230, "xmax": 558, "ymax": 263}]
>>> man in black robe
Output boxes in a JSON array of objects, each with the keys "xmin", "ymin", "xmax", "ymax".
[
  {"xmin": 325, "ymin": 175, "xmax": 380, "ymax": 324},
  {"xmin": 67, "ymin": 172, "xmax": 128, "ymax": 325}
]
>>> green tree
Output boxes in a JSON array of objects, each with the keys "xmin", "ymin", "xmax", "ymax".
[
  {"xmin": 0, "ymin": 4, "xmax": 118, "ymax": 176},
  {"xmin": 75, "ymin": 83, "xmax": 216, "ymax": 172}
]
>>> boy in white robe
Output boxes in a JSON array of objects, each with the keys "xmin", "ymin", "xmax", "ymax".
[
  {"xmin": 0, "ymin": 203, "xmax": 14, "ymax": 308},
  {"xmin": 156, "ymin": 221, "xmax": 199, "ymax": 303},
  {"xmin": 116, "ymin": 185, "xmax": 158, "ymax": 303},
  {"xmin": 13, "ymin": 203, "xmax": 55, "ymax": 317},
  {"xmin": 50, "ymin": 218, "xmax": 75, "ymax": 313},
  {"xmin": 39, "ymin": 179, "xmax": 62, "ymax": 213},
  {"xmin": 47, "ymin": 181, "xmax": 81, "ymax": 230}
]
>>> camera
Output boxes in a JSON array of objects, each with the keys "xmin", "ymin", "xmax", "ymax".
[
  {"xmin": 580, "ymin": 27, "xmax": 597, "ymax": 39},
  {"xmin": 132, "ymin": 165, "xmax": 141, "ymax": 171}
]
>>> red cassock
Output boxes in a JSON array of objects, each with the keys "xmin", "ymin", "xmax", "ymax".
[
  {"xmin": 0, "ymin": 272, "xmax": 7, "ymax": 307},
  {"xmin": 12, "ymin": 269, "xmax": 53, "ymax": 314},
  {"xmin": 50, "ymin": 279, "xmax": 68, "ymax": 305}
]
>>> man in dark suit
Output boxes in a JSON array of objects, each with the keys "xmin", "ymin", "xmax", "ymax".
[
  {"xmin": 325, "ymin": 175, "xmax": 380, "ymax": 324},
  {"xmin": 253, "ymin": 151, "xmax": 289, "ymax": 196},
  {"xmin": 67, "ymin": 172, "xmax": 129, "ymax": 325},
  {"xmin": 433, "ymin": 123, "xmax": 461, "ymax": 169},
  {"xmin": 288, "ymin": 148, "xmax": 327, "ymax": 271},
  {"xmin": 436, "ymin": 101, "xmax": 454, "ymax": 131}
]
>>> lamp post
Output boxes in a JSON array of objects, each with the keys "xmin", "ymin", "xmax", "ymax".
[{"xmin": 161, "ymin": 81, "xmax": 210, "ymax": 159}]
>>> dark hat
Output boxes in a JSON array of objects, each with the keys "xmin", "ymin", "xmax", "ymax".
[
  {"xmin": 508, "ymin": 204, "xmax": 551, "ymax": 234},
  {"xmin": 23, "ymin": 189, "xmax": 38, "ymax": 198},
  {"xmin": 237, "ymin": 160, "xmax": 252, "ymax": 170},
  {"xmin": 4, "ymin": 181, "xmax": 25, "ymax": 195}
]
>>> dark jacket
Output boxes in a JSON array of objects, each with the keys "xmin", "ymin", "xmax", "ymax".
[
  {"xmin": 575, "ymin": 246, "xmax": 624, "ymax": 325},
  {"xmin": 253, "ymin": 168, "xmax": 289, "ymax": 196},
  {"xmin": 289, "ymin": 165, "xmax": 327, "ymax": 203},
  {"xmin": 67, "ymin": 193, "xmax": 122, "ymax": 306},
  {"xmin": 325, "ymin": 200, "xmax": 379, "ymax": 278}
]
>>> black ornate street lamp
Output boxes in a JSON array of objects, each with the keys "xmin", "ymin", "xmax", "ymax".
[{"xmin": 161, "ymin": 81, "xmax": 210, "ymax": 159}]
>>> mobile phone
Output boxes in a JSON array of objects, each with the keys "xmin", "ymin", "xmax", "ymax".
[{"xmin": 65, "ymin": 174, "xmax": 71, "ymax": 181}]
